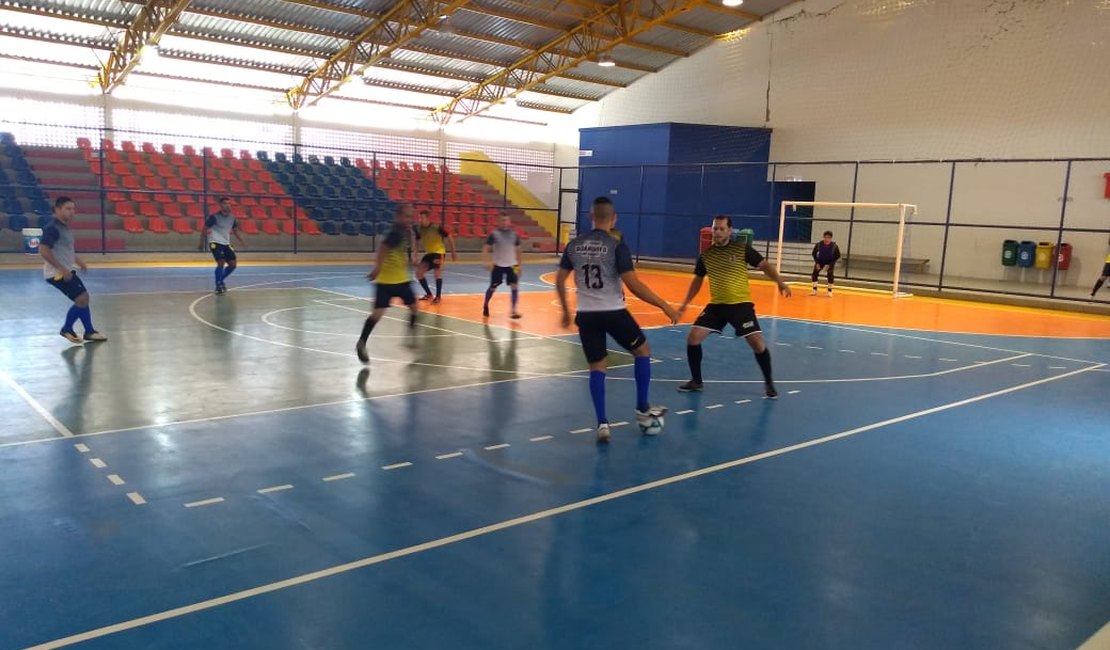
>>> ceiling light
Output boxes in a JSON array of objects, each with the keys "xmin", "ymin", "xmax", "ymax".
[
  {"xmin": 597, "ymin": 52, "xmax": 615, "ymax": 67},
  {"xmin": 723, "ymin": 0, "xmax": 744, "ymax": 6}
]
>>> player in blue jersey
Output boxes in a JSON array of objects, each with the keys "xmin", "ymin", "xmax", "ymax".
[
  {"xmin": 556, "ymin": 196, "xmax": 678, "ymax": 443},
  {"xmin": 40, "ymin": 197, "xmax": 107, "ymax": 344},
  {"xmin": 200, "ymin": 197, "xmax": 246, "ymax": 294}
]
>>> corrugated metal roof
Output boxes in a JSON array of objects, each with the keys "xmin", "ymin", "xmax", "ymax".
[{"xmin": 0, "ymin": 0, "xmax": 795, "ymax": 123}]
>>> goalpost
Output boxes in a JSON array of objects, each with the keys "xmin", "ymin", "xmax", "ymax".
[{"xmin": 776, "ymin": 201, "xmax": 919, "ymax": 298}]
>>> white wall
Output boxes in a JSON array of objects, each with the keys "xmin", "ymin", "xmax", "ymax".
[{"xmin": 572, "ymin": 0, "xmax": 1110, "ymax": 286}]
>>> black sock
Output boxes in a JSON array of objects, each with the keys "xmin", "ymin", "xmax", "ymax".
[
  {"xmin": 435, "ymin": 278, "xmax": 443, "ymax": 298},
  {"xmin": 1094, "ymin": 279, "xmax": 1106, "ymax": 295},
  {"xmin": 755, "ymin": 349, "xmax": 773, "ymax": 384},
  {"xmin": 409, "ymin": 311, "xmax": 417, "ymax": 329},
  {"xmin": 687, "ymin": 344, "xmax": 703, "ymax": 382},
  {"xmin": 359, "ymin": 317, "xmax": 376, "ymax": 343},
  {"xmin": 419, "ymin": 278, "xmax": 432, "ymax": 295}
]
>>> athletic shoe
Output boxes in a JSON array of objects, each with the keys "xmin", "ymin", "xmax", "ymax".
[
  {"xmin": 83, "ymin": 331, "xmax": 107, "ymax": 342},
  {"xmin": 60, "ymin": 330, "xmax": 83, "ymax": 345},
  {"xmin": 510, "ymin": 312, "xmax": 522, "ymax": 319},
  {"xmin": 676, "ymin": 380, "xmax": 704, "ymax": 392},
  {"xmin": 419, "ymin": 294, "xmax": 433, "ymax": 301},
  {"xmin": 765, "ymin": 383, "xmax": 779, "ymax": 399},
  {"xmin": 596, "ymin": 423, "xmax": 611, "ymax": 444},
  {"xmin": 432, "ymin": 296, "xmax": 441, "ymax": 304},
  {"xmin": 810, "ymin": 288, "xmax": 817, "ymax": 296},
  {"xmin": 482, "ymin": 306, "xmax": 490, "ymax": 317},
  {"xmin": 356, "ymin": 340, "xmax": 369, "ymax": 364},
  {"xmin": 826, "ymin": 291, "xmax": 833, "ymax": 298}
]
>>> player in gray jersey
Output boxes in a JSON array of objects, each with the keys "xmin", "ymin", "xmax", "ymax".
[
  {"xmin": 199, "ymin": 197, "xmax": 246, "ymax": 295},
  {"xmin": 40, "ymin": 196, "xmax": 107, "ymax": 344},
  {"xmin": 481, "ymin": 214, "xmax": 523, "ymax": 319},
  {"xmin": 556, "ymin": 196, "xmax": 677, "ymax": 443}
]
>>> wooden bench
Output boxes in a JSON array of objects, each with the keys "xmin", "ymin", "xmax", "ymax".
[{"xmin": 844, "ymin": 254, "xmax": 929, "ymax": 273}]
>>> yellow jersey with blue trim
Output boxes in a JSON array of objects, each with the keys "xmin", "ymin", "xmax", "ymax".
[
  {"xmin": 417, "ymin": 224, "xmax": 450, "ymax": 255},
  {"xmin": 694, "ymin": 240, "xmax": 765, "ymax": 304},
  {"xmin": 377, "ymin": 225, "xmax": 414, "ymax": 284}
]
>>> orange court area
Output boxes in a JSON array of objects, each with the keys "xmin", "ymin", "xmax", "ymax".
[{"xmin": 426, "ymin": 269, "xmax": 1110, "ymax": 339}]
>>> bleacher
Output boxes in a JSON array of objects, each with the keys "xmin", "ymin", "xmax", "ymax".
[{"xmin": 3, "ymin": 135, "xmax": 559, "ymax": 253}]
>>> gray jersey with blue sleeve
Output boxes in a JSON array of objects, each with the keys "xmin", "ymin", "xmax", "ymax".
[{"xmin": 559, "ymin": 229, "xmax": 634, "ymax": 312}]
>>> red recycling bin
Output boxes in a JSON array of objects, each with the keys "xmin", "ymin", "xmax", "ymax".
[
  {"xmin": 1057, "ymin": 242, "xmax": 1072, "ymax": 270},
  {"xmin": 699, "ymin": 226, "xmax": 713, "ymax": 252}
]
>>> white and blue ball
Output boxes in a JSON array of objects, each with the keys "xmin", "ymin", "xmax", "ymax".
[{"xmin": 638, "ymin": 414, "xmax": 664, "ymax": 436}]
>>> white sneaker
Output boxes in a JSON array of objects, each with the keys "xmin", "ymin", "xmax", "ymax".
[
  {"xmin": 596, "ymin": 423, "xmax": 611, "ymax": 444},
  {"xmin": 810, "ymin": 288, "xmax": 817, "ymax": 296},
  {"xmin": 635, "ymin": 405, "xmax": 668, "ymax": 421}
]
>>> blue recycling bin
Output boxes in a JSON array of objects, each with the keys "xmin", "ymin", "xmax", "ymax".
[
  {"xmin": 22, "ymin": 227, "xmax": 42, "ymax": 255},
  {"xmin": 1016, "ymin": 240, "xmax": 1036, "ymax": 268}
]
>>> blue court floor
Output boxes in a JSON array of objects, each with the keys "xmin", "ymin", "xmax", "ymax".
[{"xmin": 0, "ymin": 263, "xmax": 1108, "ymax": 649}]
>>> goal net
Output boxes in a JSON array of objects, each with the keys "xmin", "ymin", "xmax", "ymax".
[{"xmin": 775, "ymin": 201, "xmax": 919, "ymax": 298}]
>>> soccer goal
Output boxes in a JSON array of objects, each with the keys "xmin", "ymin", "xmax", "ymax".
[{"xmin": 775, "ymin": 201, "xmax": 919, "ymax": 298}]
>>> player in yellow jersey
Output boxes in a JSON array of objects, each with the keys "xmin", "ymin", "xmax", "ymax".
[
  {"xmin": 357, "ymin": 203, "xmax": 419, "ymax": 363},
  {"xmin": 1090, "ymin": 249, "xmax": 1110, "ymax": 300},
  {"xmin": 414, "ymin": 209, "xmax": 457, "ymax": 304},
  {"xmin": 676, "ymin": 215, "xmax": 792, "ymax": 398}
]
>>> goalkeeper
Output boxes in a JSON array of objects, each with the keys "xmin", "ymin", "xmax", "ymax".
[{"xmin": 811, "ymin": 230, "xmax": 842, "ymax": 297}]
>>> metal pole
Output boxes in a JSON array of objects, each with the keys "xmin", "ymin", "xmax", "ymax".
[
  {"xmin": 1049, "ymin": 160, "xmax": 1073, "ymax": 298},
  {"xmin": 937, "ymin": 162, "xmax": 956, "ymax": 290},
  {"xmin": 843, "ymin": 162, "xmax": 860, "ymax": 278},
  {"xmin": 634, "ymin": 165, "xmax": 645, "ymax": 264}
]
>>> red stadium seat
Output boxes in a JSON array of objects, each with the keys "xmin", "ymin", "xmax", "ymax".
[
  {"xmin": 162, "ymin": 144, "xmax": 175, "ymax": 155},
  {"xmin": 262, "ymin": 220, "xmax": 280, "ymax": 235},
  {"xmin": 147, "ymin": 218, "xmax": 169, "ymax": 233},
  {"xmin": 172, "ymin": 219, "xmax": 193, "ymax": 234},
  {"xmin": 122, "ymin": 217, "xmax": 144, "ymax": 234},
  {"xmin": 238, "ymin": 219, "xmax": 259, "ymax": 235}
]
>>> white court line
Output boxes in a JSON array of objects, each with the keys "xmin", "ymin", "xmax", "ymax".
[
  {"xmin": 1079, "ymin": 619, "xmax": 1110, "ymax": 650},
  {"xmin": 322, "ymin": 473, "xmax": 355, "ymax": 482},
  {"xmin": 774, "ymin": 342, "xmax": 792, "ymax": 347},
  {"xmin": 806, "ymin": 346, "xmax": 822, "ymax": 350},
  {"xmin": 839, "ymin": 349, "xmax": 856, "ymax": 353},
  {"xmin": 435, "ymin": 452, "xmax": 463, "ymax": 460},
  {"xmin": 706, "ymin": 404, "xmax": 724, "ymax": 410},
  {"xmin": 871, "ymin": 352, "xmax": 888, "ymax": 356},
  {"xmin": 773, "ymin": 316, "xmax": 1106, "ymax": 364},
  {"xmin": 106, "ymin": 474, "xmax": 125, "ymax": 486},
  {"xmin": 609, "ymin": 353, "xmax": 1032, "ymax": 384},
  {"xmin": 610, "ymin": 421, "xmax": 629, "ymax": 428},
  {"xmin": 126, "ymin": 492, "xmax": 146, "ymax": 505},
  {"xmin": 672, "ymin": 357, "xmax": 683, "ymax": 361},
  {"xmin": 27, "ymin": 364, "xmax": 1102, "ymax": 650},
  {"xmin": 569, "ymin": 428, "xmax": 592, "ymax": 434},
  {"xmin": 261, "ymin": 304, "xmax": 456, "ymax": 339},
  {"xmin": 676, "ymin": 409, "xmax": 695, "ymax": 415},
  {"xmin": 257, "ymin": 485, "xmax": 294, "ymax": 494},
  {"xmin": 1012, "ymin": 363, "xmax": 1032, "ymax": 368},
  {"xmin": 904, "ymin": 355, "xmax": 922, "ymax": 359},
  {"xmin": 89, "ymin": 458, "xmax": 106, "ymax": 469},
  {"xmin": 788, "ymin": 390, "xmax": 801, "ymax": 395},
  {"xmin": 0, "ymin": 369, "xmax": 76, "ymax": 438},
  {"xmin": 938, "ymin": 358, "xmax": 959, "ymax": 362},
  {"xmin": 529, "ymin": 435, "xmax": 554, "ymax": 442},
  {"xmin": 1047, "ymin": 366, "xmax": 1067, "ymax": 370},
  {"xmin": 184, "ymin": 498, "xmax": 224, "ymax": 508},
  {"xmin": 735, "ymin": 399, "xmax": 752, "ymax": 404},
  {"xmin": 74, "ymin": 443, "xmax": 90, "ymax": 453},
  {"xmin": 382, "ymin": 462, "xmax": 412, "ymax": 471},
  {"xmin": 484, "ymin": 444, "xmax": 511, "ymax": 450}
]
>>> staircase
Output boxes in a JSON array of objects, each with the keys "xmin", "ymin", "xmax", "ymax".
[{"xmin": 460, "ymin": 174, "xmax": 556, "ymax": 252}]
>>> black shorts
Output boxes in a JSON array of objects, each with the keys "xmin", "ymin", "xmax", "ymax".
[
  {"xmin": 210, "ymin": 243, "xmax": 237, "ymax": 263},
  {"xmin": 46, "ymin": 272, "xmax": 88, "ymax": 301},
  {"xmin": 490, "ymin": 265, "xmax": 518, "ymax": 286},
  {"xmin": 374, "ymin": 282, "xmax": 416, "ymax": 309},
  {"xmin": 574, "ymin": 309, "xmax": 647, "ymax": 363},
  {"xmin": 421, "ymin": 253, "xmax": 443, "ymax": 270},
  {"xmin": 1102, "ymin": 262, "xmax": 1110, "ymax": 277},
  {"xmin": 693, "ymin": 303, "xmax": 761, "ymax": 338}
]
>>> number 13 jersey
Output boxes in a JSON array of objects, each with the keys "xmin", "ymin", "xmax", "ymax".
[{"xmin": 559, "ymin": 228, "xmax": 634, "ymax": 312}]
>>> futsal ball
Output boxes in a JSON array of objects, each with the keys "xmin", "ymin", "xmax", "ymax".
[{"xmin": 639, "ymin": 414, "xmax": 664, "ymax": 436}]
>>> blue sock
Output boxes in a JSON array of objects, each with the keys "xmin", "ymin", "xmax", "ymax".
[
  {"xmin": 511, "ymin": 288, "xmax": 519, "ymax": 311},
  {"xmin": 589, "ymin": 370, "xmax": 607, "ymax": 425},
  {"xmin": 215, "ymin": 266, "xmax": 225, "ymax": 285},
  {"xmin": 483, "ymin": 287, "xmax": 495, "ymax": 308},
  {"xmin": 63, "ymin": 305, "xmax": 80, "ymax": 333},
  {"xmin": 634, "ymin": 356, "xmax": 651, "ymax": 412},
  {"xmin": 222, "ymin": 265, "xmax": 236, "ymax": 280},
  {"xmin": 76, "ymin": 306, "xmax": 94, "ymax": 333}
]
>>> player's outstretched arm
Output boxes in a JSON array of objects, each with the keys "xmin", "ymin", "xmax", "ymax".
[
  {"xmin": 554, "ymin": 267, "xmax": 573, "ymax": 328},
  {"xmin": 232, "ymin": 223, "xmax": 246, "ymax": 248},
  {"xmin": 757, "ymin": 260, "xmax": 792, "ymax": 297},
  {"xmin": 678, "ymin": 275, "xmax": 704, "ymax": 315},
  {"xmin": 622, "ymin": 271, "xmax": 678, "ymax": 324}
]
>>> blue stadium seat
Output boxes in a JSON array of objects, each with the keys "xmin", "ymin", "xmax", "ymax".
[
  {"xmin": 341, "ymin": 221, "xmax": 358, "ymax": 236},
  {"xmin": 8, "ymin": 214, "xmax": 28, "ymax": 231},
  {"xmin": 323, "ymin": 156, "xmax": 335, "ymax": 166},
  {"xmin": 274, "ymin": 152, "xmax": 287, "ymax": 163},
  {"xmin": 292, "ymin": 153, "xmax": 304, "ymax": 164},
  {"xmin": 358, "ymin": 222, "xmax": 375, "ymax": 236},
  {"xmin": 340, "ymin": 157, "xmax": 351, "ymax": 167},
  {"xmin": 322, "ymin": 221, "xmax": 340, "ymax": 235}
]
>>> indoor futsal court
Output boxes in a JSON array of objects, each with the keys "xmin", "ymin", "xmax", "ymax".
[
  {"xmin": 1, "ymin": 0, "xmax": 1110, "ymax": 648},
  {"xmin": 0, "ymin": 263, "xmax": 1108, "ymax": 649}
]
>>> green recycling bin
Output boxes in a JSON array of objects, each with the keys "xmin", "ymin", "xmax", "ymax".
[{"xmin": 1001, "ymin": 240, "xmax": 1018, "ymax": 266}]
